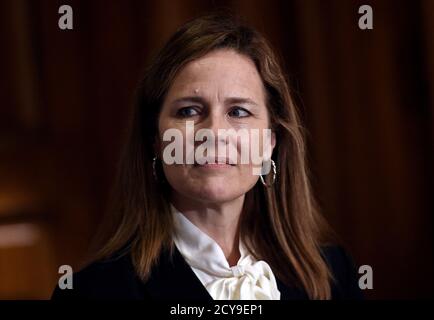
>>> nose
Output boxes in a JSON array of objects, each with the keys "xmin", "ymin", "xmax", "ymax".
[
  {"xmin": 204, "ymin": 107, "xmax": 229, "ymax": 131},
  {"xmin": 196, "ymin": 108, "xmax": 231, "ymax": 147}
]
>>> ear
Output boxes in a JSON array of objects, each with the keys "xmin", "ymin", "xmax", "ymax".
[
  {"xmin": 263, "ymin": 130, "xmax": 276, "ymax": 161},
  {"xmin": 268, "ymin": 130, "xmax": 276, "ymax": 158},
  {"xmin": 271, "ymin": 131, "xmax": 276, "ymax": 151}
]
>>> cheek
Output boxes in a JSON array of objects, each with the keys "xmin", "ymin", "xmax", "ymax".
[
  {"xmin": 162, "ymin": 164, "xmax": 204, "ymax": 199},
  {"xmin": 237, "ymin": 114, "xmax": 272, "ymax": 148},
  {"xmin": 238, "ymin": 163, "xmax": 261, "ymax": 187},
  {"xmin": 161, "ymin": 164, "xmax": 188, "ymax": 185},
  {"xmin": 157, "ymin": 123, "xmax": 188, "ymax": 160}
]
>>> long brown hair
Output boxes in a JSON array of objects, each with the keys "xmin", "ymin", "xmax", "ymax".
[{"xmin": 92, "ymin": 13, "xmax": 333, "ymax": 299}]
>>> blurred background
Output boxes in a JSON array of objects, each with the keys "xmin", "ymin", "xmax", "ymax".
[{"xmin": 0, "ymin": 0, "xmax": 433, "ymax": 299}]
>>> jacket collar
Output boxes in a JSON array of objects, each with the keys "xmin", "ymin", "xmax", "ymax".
[{"xmin": 141, "ymin": 245, "xmax": 308, "ymax": 300}]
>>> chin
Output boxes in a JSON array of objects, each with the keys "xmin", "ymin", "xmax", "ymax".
[{"xmin": 188, "ymin": 183, "xmax": 243, "ymax": 203}]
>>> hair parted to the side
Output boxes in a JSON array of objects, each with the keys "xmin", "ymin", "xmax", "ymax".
[{"xmin": 90, "ymin": 12, "xmax": 333, "ymax": 299}]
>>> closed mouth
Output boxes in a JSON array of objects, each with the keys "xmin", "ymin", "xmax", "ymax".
[{"xmin": 193, "ymin": 157, "xmax": 236, "ymax": 167}]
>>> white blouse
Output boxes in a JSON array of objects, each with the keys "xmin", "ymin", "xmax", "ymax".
[{"xmin": 171, "ymin": 203, "xmax": 281, "ymax": 300}]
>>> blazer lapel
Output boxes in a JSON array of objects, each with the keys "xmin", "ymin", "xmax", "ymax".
[
  {"xmin": 275, "ymin": 277, "xmax": 309, "ymax": 300},
  {"xmin": 143, "ymin": 246, "xmax": 213, "ymax": 301}
]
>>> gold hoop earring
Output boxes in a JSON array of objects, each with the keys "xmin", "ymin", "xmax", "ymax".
[{"xmin": 259, "ymin": 159, "xmax": 276, "ymax": 188}]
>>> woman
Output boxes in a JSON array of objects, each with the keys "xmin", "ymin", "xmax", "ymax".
[{"xmin": 52, "ymin": 13, "xmax": 362, "ymax": 300}]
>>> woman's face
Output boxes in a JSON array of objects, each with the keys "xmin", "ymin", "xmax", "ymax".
[{"xmin": 158, "ymin": 49, "xmax": 275, "ymax": 204}]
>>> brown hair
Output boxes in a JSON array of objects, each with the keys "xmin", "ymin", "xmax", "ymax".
[{"xmin": 92, "ymin": 13, "xmax": 333, "ymax": 299}]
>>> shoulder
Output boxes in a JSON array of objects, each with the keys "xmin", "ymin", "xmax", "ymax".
[
  {"xmin": 51, "ymin": 251, "xmax": 145, "ymax": 300},
  {"xmin": 320, "ymin": 245, "xmax": 364, "ymax": 299}
]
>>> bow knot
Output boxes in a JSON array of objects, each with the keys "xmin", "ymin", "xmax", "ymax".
[{"xmin": 206, "ymin": 260, "xmax": 281, "ymax": 300}]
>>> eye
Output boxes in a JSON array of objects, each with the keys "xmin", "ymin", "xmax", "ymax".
[
  {"xmin": 176, "ymin": 106, "xmax": 200, "ymax": 118},
  {"xmin": 228, "ymin": 107, "xmax": 251, "ymax": 118}
]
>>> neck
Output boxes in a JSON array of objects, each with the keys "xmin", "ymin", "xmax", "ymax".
[{"xmin": 171, "ymin": 193, "xmax": 244, "ymax": 266}]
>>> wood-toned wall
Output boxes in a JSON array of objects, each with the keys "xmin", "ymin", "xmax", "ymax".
[{"xmin": 0, "ymin": 0, "xmax": 432, "ymax": 299}]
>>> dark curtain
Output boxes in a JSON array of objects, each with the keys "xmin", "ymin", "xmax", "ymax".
[{"xmin": 0, "ymin": 0, "xmax": 432, "ymax": 298}]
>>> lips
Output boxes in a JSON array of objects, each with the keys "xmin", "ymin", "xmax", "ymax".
[{"xmin": 194, "ymin": 156, "xmax": 236, "ymax": 166}]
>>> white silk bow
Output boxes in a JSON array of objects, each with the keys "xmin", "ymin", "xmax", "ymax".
[
  {"xmin": 205, "ymin": 258, "xmax": 281, "ymax": 300},
  {"xmin": 171, "ymin": 204, "xmax": 281, "ymax": 300}
]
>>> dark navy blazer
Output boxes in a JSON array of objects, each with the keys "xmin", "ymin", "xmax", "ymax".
[{"xmin": 51, "ymin": 245, "xmax": 363, "ymax": 300}]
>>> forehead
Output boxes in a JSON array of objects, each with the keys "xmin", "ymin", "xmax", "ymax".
[{"xmin": 166, "ymin": 49, "xmax": 265, "ymax": 100}]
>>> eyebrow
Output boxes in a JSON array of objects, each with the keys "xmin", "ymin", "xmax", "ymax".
[{"xmin": 171, "ymin": 96, "xmax": 259, "ymax": 106}]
